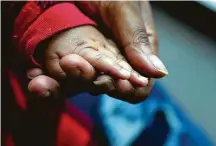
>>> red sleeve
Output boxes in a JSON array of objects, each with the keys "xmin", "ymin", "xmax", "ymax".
[{"xmin": 13, "ymin": 2, "xmax": 96, "ymax": 66}]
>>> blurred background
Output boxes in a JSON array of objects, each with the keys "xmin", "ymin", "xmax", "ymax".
[
  {"xmin": 71, "ymin": 1, "xmax": 216, "ymax": 146},
  {"xmin": 153, "ymin": 1, "xmax": 216, "ymax": 145}
]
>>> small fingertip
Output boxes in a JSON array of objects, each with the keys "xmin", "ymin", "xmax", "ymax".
[
  {"xmin": 94, "ymin": 76, "xmax": 116, "ymax": 91},
  {"xmin": 40, "ymin": 91, "xmax": 50, "ymax": 98}
]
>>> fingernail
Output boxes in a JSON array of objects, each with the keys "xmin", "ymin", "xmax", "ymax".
[
  {"xmin": 138, "ymin": 76, "xmax": 148, "ymax": 86},
  {"xmin": 27, "ymin": 74, "xmax": 34, "ymax": 79},
  {"xmin": 149, "ymin": 55, "xmax": 168, "ymax": 75},
  {"xmin": 93, "ymin": 80, "xmax": 107, "ymax": 85},
  {"xmin": 119, "ymin": 68, "xmax": 131, "ymax": 79},
  {"xmin": 27, "ymin": 69, "xmax": 43, "ymax": 79},
  {"xmin": 94, "ymin": 80, "xmax": 116, "ymax": 91},
  {"xmin": 40, "ymin": 91, "xmax": 50, "ymax": 98}
]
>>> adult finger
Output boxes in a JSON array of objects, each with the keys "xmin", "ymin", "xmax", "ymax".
[
  {"xmin": 139, "ymin": 1, "xmax": 158, "ymax": 54},
  {"xmin": 108, "ymin": 78, "xmax": 155, "ymax": 104},
  {"xmin": 98, "ymin": 43, "xmax": 148, "ymax": 87},
  {"xmin": 92, "ymin": 75, "xmax": 135, "ymax": 95},
  {"xmin": 78, "ymin": 1, "xmax": 168, "ymax": 78},
  {"xmin": 93, "ymin": 74, "xmax": 153, "ymax": 103}
]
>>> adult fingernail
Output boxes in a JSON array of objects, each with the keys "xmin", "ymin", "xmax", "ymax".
[{"xmin": 149, "ymin": 55, "xmax": 168, "ymax": 75}]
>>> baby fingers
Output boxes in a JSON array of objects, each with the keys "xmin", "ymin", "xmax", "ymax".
[
  {"xmin": 60, "ymin": 54, "xmax": 96, "ymax": 81},
  {"xmin": 75, "ymin": 48, "xmax": 132, "ymax": 80}
]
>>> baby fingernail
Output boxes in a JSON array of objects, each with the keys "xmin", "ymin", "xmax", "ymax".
[
  {"xmin": 119, "ymin": 68, "xmax": 131, "ymax": 79},
  {"xmin": 138, "ymin": 76, "xmax": 148, "ymax": 86},
  {"xmin": 40, "ymin": 91, "xmax": 50, "ymax": 98},
  {"xmin": 94, "ymin": 80, "xmax": 106, "ymax": 85},
  {"xmin": 94, "ymin": 79, "xmax": 116, "ymax": 91},
  {"xmin": 149, "ymin": 55, "xmax": 168, "ymax": 75},
  {"xmin": 27, "ymin": 68, "xmax": 43, "ymax": 79}
]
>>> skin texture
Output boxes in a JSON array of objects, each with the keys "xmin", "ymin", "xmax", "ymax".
[
  {"xmin": 27, "ymin": 1, "xmax": 168, "ymax": 103},
  {"xmin": 44, "ymin": 26, "xmax": 148, "ymax": 86}
]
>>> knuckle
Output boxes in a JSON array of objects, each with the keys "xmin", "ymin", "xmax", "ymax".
[
  {"xmin": 125, "ymin": 27, "xmax": 153, "ymax": 55},
  {"xmin": 95, "ymin": 53, "xmax": 106, "ymax": 63},
  {"xmin": 100, "ymin": 1, "xmax": 130, "ymax": 25},
  {"xmin": 73, "ymin": 39, "xmax": 89, "ymax": 54},
  {"xmin": 132, "ymin": 28, "xmax": 149, "ymax": 45}
]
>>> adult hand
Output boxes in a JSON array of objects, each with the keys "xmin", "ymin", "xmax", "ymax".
[
  {"xmin": 75, "ymin": 1, "xmax": 167, "ymax": 103},
  {"xmin": 77, "ymin": 1, "xmax": 167, "ymax": 77}
]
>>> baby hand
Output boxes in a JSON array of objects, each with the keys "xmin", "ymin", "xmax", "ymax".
[{"xmin": 38, "ymin": 25, "xmax": 148, "ymax": 87}]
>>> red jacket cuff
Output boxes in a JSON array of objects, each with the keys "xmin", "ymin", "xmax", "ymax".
[{"xmin": 18, "ymin": 3, "xmax": 96, "ymax": 66}]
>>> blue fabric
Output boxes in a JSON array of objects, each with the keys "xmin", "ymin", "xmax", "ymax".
[{"xmin": 71, "ymin": 82, "xmax": 213, "ymax": 146}]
